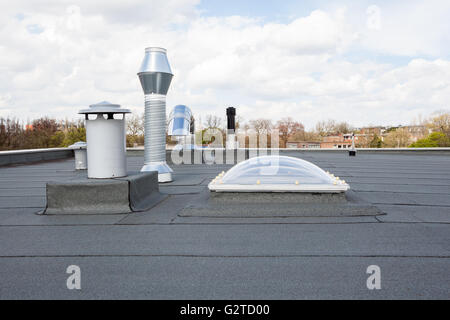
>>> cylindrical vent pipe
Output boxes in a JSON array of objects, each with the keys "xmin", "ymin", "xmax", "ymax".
[
  {"xmin": 168, "ymin": 105, "xmax": 192, "ymax": 137},
  {"xmin": 138, "ymin": 47, "xmax": 174, "ymax": 182},
  {"xmin": 349, "ymin": 133, "xmax": 357, "ymax": 157},
  {"xmin": 69, "ymin": 141, "xmax": 87, "ymax": 170},
  {"xmin": 190, "ymin": 115, "xmax": 195, "ymax": 135},
  {"xmin": 168, "ymin": 105, "xmax": 193, "ymax": 149},
  {"xmin": 226, "ymin": 107, "xmax": 237, "ymax": 149},
  {"xmin": 78, "ymin": 102, "xmax": 131, "ymax": 179},
  {"xmin": 144, "ymin": 94, "xmax": 167, "ymax": 163},
  {"xmin": 226, "ymin": 107, "xmax": 236, "ymax": 133}
]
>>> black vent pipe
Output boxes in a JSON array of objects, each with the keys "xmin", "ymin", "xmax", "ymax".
[{"xmin": 226, "ymin": 107, "xmax": 236, "ymax": 133}]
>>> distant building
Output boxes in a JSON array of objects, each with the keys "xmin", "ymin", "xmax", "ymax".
[
  {"xmin": 321, "ymin": 135, "xmax": 352, "ymax": 149},
  {"xmin": 398, "ymin": 125, "xmax": 429, "ymax": 142},
  {"xmin": 287, "ymin": 141, "xmax": 321, "ymax": 149},
  {"xmin": 352, "ymin": 126, "xmax": 387, "ymax": 145},
  {"xmin": 359, "ymin": 126, "xmax": 386, "ymax": 136},
  {"xmin": 287, "ymin": 125, "xmax": 430, "ymax": 149},
  {"xmin": 287, "ymin": 134, "xmax": 352, "ymax": 149}
]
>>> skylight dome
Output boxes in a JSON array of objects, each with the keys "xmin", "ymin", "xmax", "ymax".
[{"xmin": 209, "ymin": 155, "xmax": 349, "ymax": 193}]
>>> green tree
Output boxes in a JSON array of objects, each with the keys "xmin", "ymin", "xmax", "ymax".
[
  {"xmin": 409, "ymin": 132, "xmax": 450, "ymax": 147},
  {"xmin": 427, "ymin": 112, "xmax": 450, "ymax": 137},
  {"xmin": 62, "ymin": 127, "xmax": 86, "ymax": 147},
  {"xmin": 127, "ymin": 134, "xmax": 145, "ymax": 147},
  {"xmin": 0, "ymin": 117, "xmax": 25, "ymax": 150},
  {"xmin": 28, "ymin": 117, "xmax": 60, "ymax": 148},
  {"xmin": 49, "ymin": 131, "xmax": 65, "ymax": 147},
  {"xmin": 369, "ymin": 134, "xmax": 383, "ymax": 148}
]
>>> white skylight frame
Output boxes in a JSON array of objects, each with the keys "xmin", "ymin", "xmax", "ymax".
[{"xmin": 208, "ymin": 155, "xmax": 350, "ymax": 193}]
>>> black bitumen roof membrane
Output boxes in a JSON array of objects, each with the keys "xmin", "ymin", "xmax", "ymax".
[{"xmin": 0, "ymin": 151, "xmax": 449, "ymax": 299}]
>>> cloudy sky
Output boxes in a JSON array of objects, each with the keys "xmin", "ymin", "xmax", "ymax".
[{"xmin": 0, "ymin": 0, "xmax": 449, "ymax": 129}]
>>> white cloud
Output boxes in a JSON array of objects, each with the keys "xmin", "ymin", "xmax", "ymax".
[
  {"xmin": 359, "ymin": 0, "xmax": 450, "ymax": 57},
  {"xmin": 366, "ymin": 5, "xmax": 381, "ymax": 31},
  {"xmin": 0, "ymin": 0, "xmax": 449, "ymax": 129}
]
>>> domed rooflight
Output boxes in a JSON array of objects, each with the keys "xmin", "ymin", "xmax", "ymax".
[{"xmin": 208, "ymin": 155, "xmax": 349, "ymax": 193}]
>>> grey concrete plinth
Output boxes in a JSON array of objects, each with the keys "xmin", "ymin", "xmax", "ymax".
[
  {"xmin": 44, "ymin": 172, "xmax": 166, "ymax": 215},
  {"xmin": 180, "ymin": 190, "xmax": 383, "ymax": 218},
  {"xmin": 209, "ymin": 192, "xmax": 348, "ymax": 203}
]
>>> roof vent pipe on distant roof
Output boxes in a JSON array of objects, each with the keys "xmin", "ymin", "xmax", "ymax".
[
  {"xmin": 226, "ymin": 107, "xmax": 236, "ymax": 133},
  {"xmin": 226, "ymin": 107, "xmax": 237, "ymax": 149},
  {"xmin": 138, "ymin": 47, "xmax": 174, "ymax": 182},
  {"xmin": 349, "ymin": 133, "xmax": 357, "ymax": 157}
]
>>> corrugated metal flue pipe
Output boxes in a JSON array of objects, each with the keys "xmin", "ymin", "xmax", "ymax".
[
  {"xmin": 138, "ymin": 47, "xmax": 174, "ymax": 182},
  {"xmin": 144, "ymin": 94, "xmax": 167, "ymax": 163}
]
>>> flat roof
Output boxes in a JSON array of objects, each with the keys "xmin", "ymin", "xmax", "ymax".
[{"xmin": 0, "ymin": 151, "xmax": 449, "ymax": 299}]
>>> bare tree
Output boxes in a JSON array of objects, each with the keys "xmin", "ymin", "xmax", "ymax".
[
  {"xmin": 127, "ymin": 113, "xmax": 144, "ymax": 136},
  {"xmin": 384, "ymin": 128, "xmax": 412, "ymax": 148},
  {"xmin": 204, "ymin": 114, "xmax": 223, "ymax": 129},
  {"xmin": 334, "ymin": 121, "xmax": 353, "ymax": 134},
  {"xmin": 235, "ymin": 115, "xmax": 244, "ymax": 130},
  {"xmin": 315, "ymin": 119, "xmax": 352, "ymax": 136},
  {"xmin": 276, "ymin": 117, "xmax": 304, "ymax": 148},
  {"xmin": 427, "ymin": 111, "xmax": 450, "ymax": 137},
  {"xmin": 248, "ymin": 119, "xmax": 273, "ymax": 148},
  {"xmin": 315, "ymin": 119, "xmax": 336, "ymax": 137},
  {"xmin": 126, "ymin": 113, "xmax": 145, "ymax": 147},
  {"xmin": 291, "ymin": 130, "xmax": 321, "ymax": 142},
  {"xmin": 249, "ymin": 119, "xmax": 273, "ymax": 135}
]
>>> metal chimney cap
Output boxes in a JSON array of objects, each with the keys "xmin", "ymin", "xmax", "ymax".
[
  {"xmin": 78, "ymin": 101, "xmax": 131, "ymax": 114},
  {"xmin": 227, "ymin": 107, "xmax": 236, "ymax": 116},
  {"xmin": 89, "ymin": 101, "xmax": 120, "ymax": 108},
  {"xmin": 145, "ymin": 47, "xmax": 167, "ymax": 53},
  {"xmin": 68, "ymin": 141, "xmax": 87, "ymax": 149},
  {"xmin": 138, "ymin": 47, "xmax": 173, "ymax": 75}
]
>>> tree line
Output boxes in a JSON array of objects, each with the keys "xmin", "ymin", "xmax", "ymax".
[
  {"xmin": 1, "ymin": 111, "xmax": 449, "ymax": 151},
  {"xmin": 196, "ymin": 111, "xmax": 450, "ymax": 148},
  {"xmin": 0, "ymin": 117, "xmax": 86, "ymax": 151}
]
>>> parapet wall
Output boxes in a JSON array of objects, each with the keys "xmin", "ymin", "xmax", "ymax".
[
  {"xmin": 0, "ymin": 148, "xmax": 73, "ymax": 167},
  {"xmin": 152, "ymin": 148, "xmax": 450, "ymax": 164},
  {"xmin": 1, "ymin": 147, "xmax": 450, "ymax": 167}
]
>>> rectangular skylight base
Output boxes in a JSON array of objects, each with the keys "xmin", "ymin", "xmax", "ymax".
[{"xmin": 208, "ymin": 183, "xmax": 349, "ymax": 193}]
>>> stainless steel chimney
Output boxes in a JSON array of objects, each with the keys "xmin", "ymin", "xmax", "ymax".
[
  {"xmin": 168, "ymin": 105, "xmax": 194, "ymax": 150},
  {"xmin": 138, "ymin": 47, "xmax": 174, "ymax": 182},
  {"xmin": 168, "ymin": 105, "xmax": 192, "ymax": 137}
]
